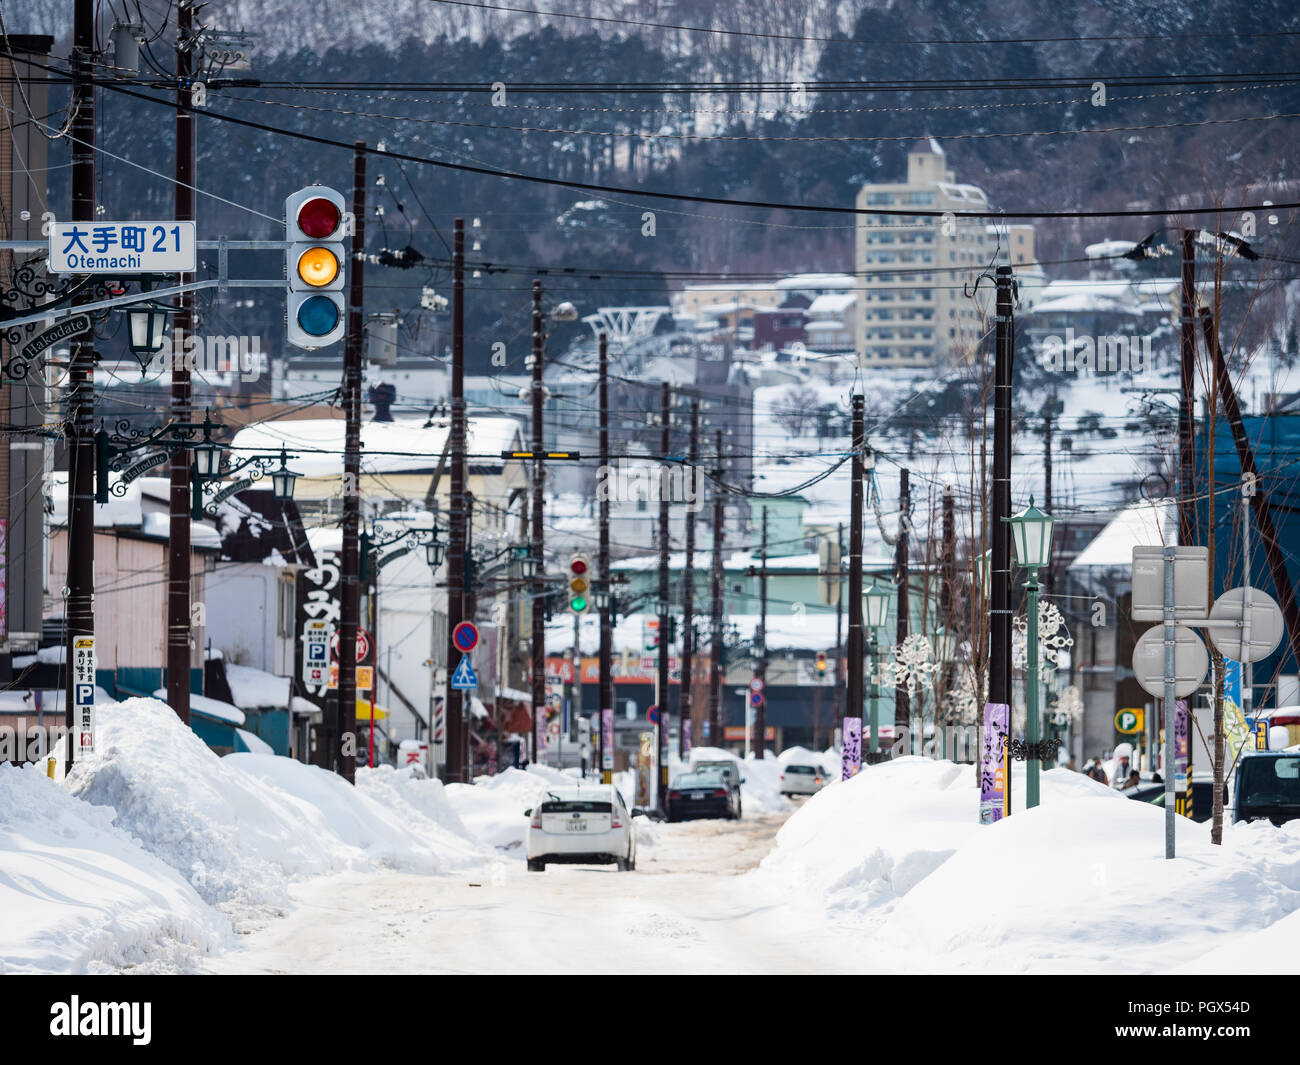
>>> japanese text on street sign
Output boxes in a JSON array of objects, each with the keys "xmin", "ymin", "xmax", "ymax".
[
  {"xmin": 302, "ymin": 620, "xmax": 332, "ymax": 686},
  {"xmin": 49, "ymin": 221, "xmax": 196, "ymax": 274},
  {"xmin": 73, "ymin": 636, "xmax": 96, "ymax": 756}
]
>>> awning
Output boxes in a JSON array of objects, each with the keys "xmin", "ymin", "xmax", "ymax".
[{"xmin": 356, "ymin": 698, "xmax": 389, "ymax": 722}]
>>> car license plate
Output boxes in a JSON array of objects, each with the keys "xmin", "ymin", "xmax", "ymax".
[
  {"xmin": 566, "ymin": 821, "xmax": 588, "ymax": 832},
  {"xmin": 692, "ymin": 793, "xmax": 707, "ymax": 800}
]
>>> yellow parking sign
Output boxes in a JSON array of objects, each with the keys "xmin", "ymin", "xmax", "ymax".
[{"xmin": 1115, "ymin": 708, "xmax": 1144, "ymax": 734}]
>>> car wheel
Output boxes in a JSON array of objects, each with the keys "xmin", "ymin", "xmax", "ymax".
[{"xmin": 527, "ymin": 858, "xmax": 546, "ymax": 872}]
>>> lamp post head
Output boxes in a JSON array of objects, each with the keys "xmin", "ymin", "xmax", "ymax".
[{"xmin": 1007, "ymin": 495, "xmax": 1055, "ymax": 572}]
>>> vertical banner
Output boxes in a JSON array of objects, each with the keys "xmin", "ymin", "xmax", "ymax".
[
  {"xmin": 635, "ymin": 731, "xmax": 654, "ymax": 806},
  {"xmin": 73, "ymin": 636, "xmax": 96, "ymax": 756},
  {"xmin": 601, "ymin": 707, "xmax": 614, "ymax": 770},
  {"xmin": 682, "ymin": 717, "xmax": 692, "ymax": 758},
  {"xmin": 841, "ymin": 717, "xmax": 862, "ymax": 780},
  {"xmin": 535, "ymin": 706, "xmax": 547, "ymax": 765},
  {"xmin": 980, "ymin": 703, "xmax": 1010, "ymax": 824},
  {"xmin": 0, "ymin": 519, "xmax": 7, "ymax": 642},
  {"xmin": 1174, "ymin": 699, "xmax": 1193, "ymax": 819}
]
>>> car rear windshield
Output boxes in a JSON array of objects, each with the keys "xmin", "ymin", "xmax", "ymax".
[
  {"xmin": 1238, "ymin": 757, "xmax": 1300, "ymax": 807},
  {"xmin": 785, "ymin": 765, "xmax": 817, "ymax": 774},
  {"xmin": 540, "ymin": 800, "xmax": 612, "ymax": 813},
  {"xmin": 674, "ymin": 774, "xmax": 724, "ymax": 788}
]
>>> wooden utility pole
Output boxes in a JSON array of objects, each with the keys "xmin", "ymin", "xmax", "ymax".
[
  {"xmin": 65, "ymin": 0, "xmax": 97, "ymax": 770},
  {"xmin": 847, "ymin": 396, "xmax": 864, "ymax": 763},
  {"xmin": 833, "ymin": 522, "xmax": 844, "ymax": 729},
  {"xmin": 336, "ymin": 141, "xmax": 367, "ymax": 784},
  {"xmin": 707, "ymin": 431, "xmax": 726, "ymax": 746},
  {"xmin": 166, "ymin": 0, "xmax": 196, "ymax": 725},
  {"xmin": 894, "ymin": 467, "xmax": 911, "ymax": 751},
  {"xmin": 1178, "ymin": 229, "xmax": 1198, "ymax": 548},
  {"xmin": 656, "ymin": 382, "xmax": 672, "ymax": 805},
  {"xmin": 529, "ymin": 280, "xmax": 546, "ymax": 766},
  {"xmin": 989, "ymin": 265, "xmax": 1015, "ymax": 798},
  {"xmin": 679, "ymin": 400, "xmax": 700, "ymax": 758},
  {"xmin": 443, "ymin": 219, "xmax": 467, "ymax": 781},
  {"xmin": 1042, "ymin": 411, "xmax": 1054, "ymax": 594},
  {"xmin": 598, "ymin": 333, "xmax": 613, "ymax": 782}
]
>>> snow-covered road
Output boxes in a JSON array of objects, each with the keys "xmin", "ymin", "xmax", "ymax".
[{"xmin": 203, "ymin": 809, "xmax": 874, "ymax": 974}]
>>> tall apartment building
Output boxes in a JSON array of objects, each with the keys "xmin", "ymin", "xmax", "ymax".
[{"xmin": 855, "ymin": 139, "xmax": 1027, "ymax": 366}]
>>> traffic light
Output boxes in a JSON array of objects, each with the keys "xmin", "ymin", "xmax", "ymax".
[
  {"xmin": 567, "ymin": 554, "xmax": 591, "ymax": 614},
  {"xmin": 816, "ymin": 651, "xmax": 828, "ymax": 678},
  {"xmin": 285, "ymin": 186, "xmax": 347, "ymax": 349}
]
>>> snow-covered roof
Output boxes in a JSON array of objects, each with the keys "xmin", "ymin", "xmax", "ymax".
[
  {"xmin": 807, "ymin": 293, "xmax": 856, "ymax": 316},
  {"xmin": 47, "ymin": 472, "xmax": 221, "ymax": 548},
  {"xmin": 228, "ymin": 416, "xmax": 523, "ymax": 478},
  {"xmin": 225, "ymin": 664, "xmax": 291, "ymax": 710},
  {"xmin": 1069, "ymin": 499, "xmax": 1176, "ymax": 570},
  {"xmin": 153, "ymin": 689, "xmax": 246, "ymax": 726},
  {"xmin": 775, "ymin": 273, "xmax": 856, "ymax": 291}
]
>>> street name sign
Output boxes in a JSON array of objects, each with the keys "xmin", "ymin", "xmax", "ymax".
[{"xmin": 50, "ymin": 221, "xmax": 196, "ymax": 274}]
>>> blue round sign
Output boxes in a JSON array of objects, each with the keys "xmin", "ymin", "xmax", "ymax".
[
  {"xmin": 452, "ymin": 621, "xmax": 479, "ymax": 653},
  {"xmin": 647, "ymin": 705, "xmax": 659, "ymax": 724}
]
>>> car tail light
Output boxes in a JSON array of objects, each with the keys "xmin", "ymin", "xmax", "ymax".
[
  {"xmin": 712, "ymin": 789, "xmax": 728, "ymax": 797},
  {"xmin": 530, "ymin": 810, "xmax": 542, "ymax": 829},
  {"xmin": 669, "ymin": 790, "xmax": 682, "ymax": 799},
  {"xmin": 814, "ymin": 777, "xmax": 822, "ymax": 784},
  {"xmin": 611, "ymin": 815, "xmax": 623, "ymax": 828}
]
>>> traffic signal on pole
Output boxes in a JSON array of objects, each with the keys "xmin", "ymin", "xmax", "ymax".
[
  {"xmin": 816, "ymin": 651, "xmax": 828, "ymax": 677},
  {"xmin": 567, "ymin": 554, "xmax": 591, "ymax": 614},
  {"xmin": 285, "ymin": 186, "xmax": 347, "ymax": 349}
]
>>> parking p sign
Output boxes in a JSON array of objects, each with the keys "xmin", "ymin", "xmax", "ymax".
[
  {"xmin": 73, "ymin": 637, "xmax": 96, "ymax": 755},
  {"xmin": 1115, "ymin": 708, "xmax": 1143, "ymax": 735}
]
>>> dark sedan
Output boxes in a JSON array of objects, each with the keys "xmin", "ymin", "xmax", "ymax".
[{"xmin": 665, "ymin": 771, "xmax": 740, "ymax": 822}]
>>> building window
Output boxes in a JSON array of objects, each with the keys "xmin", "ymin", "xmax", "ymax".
[{"xmin": 276, "ymin": 574, "xmax": 295, "ymax": 638}]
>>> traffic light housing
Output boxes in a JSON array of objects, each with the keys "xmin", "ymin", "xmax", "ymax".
[
  {"xmin": 816, "ymin": 651, "xmax": 828, "ymax": 677},
  {"xmin": 567, "ymin": 554, "xmax": 591, "ymax": 614},
  {"xmin": 285, "ymin": 186, "xmax": 347, "ymax": 349}
]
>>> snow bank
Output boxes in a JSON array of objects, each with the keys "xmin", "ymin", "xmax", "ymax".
[
  {"xmin": 67, "ymin": 699, "xmax": 491, "ymax": 925},
  {"xmin": 0, "ymin": 762, "xmax": 226, "ymax": 973},
  {"xmin": 446, "ymin": 767, "xmax": 560, "ymax": 851},
  {"xmin": 759, "ymin": 756, "xmax": 1300, "ymax": 973}
]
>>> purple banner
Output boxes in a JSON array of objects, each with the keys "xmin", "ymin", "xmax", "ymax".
[
  {"xmin": 682, "ymin": 718, "xmax": 692, "ymax": 757},
  {"xmin": 1174, "ymin": 699, "xmax": 1192, "ymax": 817},
  {"xmin": 980, "ymin": 703, "xmax": 1010, "ymax": 824},
  {"xmin": 841, "ymin": 717, "xmax": 862, "ymax": 780},
  {"xmin": 601, "ymin": 707, "xmax": 614, "ymax": 770},
  {"xmin": 535, "ymin": 706, "xmax": 546, "ymax": 764}
]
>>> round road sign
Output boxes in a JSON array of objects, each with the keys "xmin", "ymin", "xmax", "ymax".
[
  {"xmin": 647, "ymin": 705, "xmax": 660, "ymax": 724},
  {"xmin": 749, "ymin": 690, "xmax": 765, "ymax": 708},
  {"xmin": 330, "ymin": 628, "xmax": 372, "ymax": 662},
  {"xmin": 1132, "ymin": 625, "xmax": 1208, "ymax": 699},
  {"xmin": 1207, "ymin": 586, "xmax": 1284, "ymax": 663},
  {"xmin": 749, "ymin": 677, "xmax": 765, "ymax": 692},
  {"xmin": 453, "ymin": 621, "xmax": 480, "ymax": 653}
]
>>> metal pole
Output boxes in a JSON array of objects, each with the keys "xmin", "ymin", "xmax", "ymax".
[
  {"xmin": 598, "ymin": 333, "xmax": 613, "ymax": 783},
  {"xmin": 65, "ymin": 0, "xmax": 97, "ymax": 771},
  {"xmin": 656, "ymin": 383, "xmax": 672, "ymax": 805},
  {"xmin": 166, "ymin": 0, "xmax": 196, "ymax": 725},
  {"xmin": 679, "ymin": 399, "xmax": 699, "ymax": 760},
  {"xmin": 337, "ymin": 141, "xmax": 367, "ymax": 784},
  {"xmin": 989, "ymin": 264, "xmax": 1015, "ymax": 809},
  {"xmin": 530, "ymin": 280, "xmax": 546, "ymax": 769},
  {"xmin": 1026, "ymin": 570, "xmax": 1041, "ymax": 808},
  {"xmin": 1163, "ymin": 545, "xmax": 1177, "ymax": 859},
  {"xmin": 1042, "ymin": 413, "xmax": 1054, "ymax": 595},
  {"xmin": 444, "ymin": 219, "xmax": 466, "ymax": 780},
  {"xmin": 847, "ymin": 396, "xmax": 864, "ymax": 765},
  {"xmin": 1242, "ymin": 474, "xmax": 1253, "ymax": 720},
  {"xmin": 707, "ymin": 431, "xmax": 726, "ymax": 747}
]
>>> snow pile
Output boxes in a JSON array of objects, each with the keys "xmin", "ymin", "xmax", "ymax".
[
  {"xmin": 445, "ymin": 767, "xmax": 554, "ymax": 851},
  {"xmin": 0, "ymin": 762, "xmax": 226, "ymax": 973},
  {"xmin": 67, "ymin": 699, "xmax": 491, "ymax": 923},
  {"xmin": 759, "ymin": 756, "xmax": 1300, "ymax": 973}
]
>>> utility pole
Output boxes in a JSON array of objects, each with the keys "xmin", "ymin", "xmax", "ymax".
[
  {"xmin": 679, "ymin": 399, "xmax": 699, "ymax": 759},
  {"xmin": 990, "ymin": 264, "xmax": 1015, "ymax": 808},
  {"xmin": 847, "ymin": 395, "xmax": 864, "ymax": 765},
  {"xmin": 894, "ymin": 467, "xmax": 911, "ymax": 753},
  {"xmin": 1178, "ymin": 229, "xmax": 1198, "ymax": 548},
  {"xmin": 166, "ymin": 1, "xmax": 196, "ymax": 724},
  {"xmin": 656, "ymin": 383, "xmax": 672, "ymax": 803},
  {"xmin": 833, "ymin": 522, "xmax": 844, "ymax": 733},
  {"xmin": 336, "ymin": 141, "xmax": 367, "ymax": 784},
  {"xmin": 443, "ymin": 219, "xmax": 467, "ymax": 782},
  {"xmin": 597, "ymin": 332, "xmax": 613, "ymax": 783},
  {"xmin": 756, "ymin": 506, "xmax": 768, "ymax": 759},
  {"xmin": 530, "ymin": 280, "xmax": 547, "ymax": 769},
  {"xmin": 940, "ymin": 485, "xmax": 956, "ymax": 745},
  {"xmin": 65, "ymin": 0, "xmax": 97, "ymax": 770},
  {"xmin": 707, "ymin": 431, "xmax": 726, "ymax": 747}
]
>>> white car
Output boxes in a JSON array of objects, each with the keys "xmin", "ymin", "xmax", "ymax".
[
  {"xmin": 779, "ymin": 763, "xmax": 828, "ymax": 796},
  {"xmin": 525, "ymin": 785, "xmax": 640, "ymax": 872}
]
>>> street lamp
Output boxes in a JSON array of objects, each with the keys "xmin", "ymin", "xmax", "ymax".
[
  {"xmin": 190, "ymin": 414, "xmax": 224, "ymax": 479},
  {"xmin": 864, "ymin": 582, "xmax": 891, "ymax": 758},
  {"xmin": 270, "ymin": 447, "xmax": 300, "ymax": 502},
  {"xmin": 1006, "ymin": 496, "xmax": 1057, "ymax": 809},
  {"xmin": 425, "ymin": 539, "xmax": 446, "ymax": 569},
  {"xmin": 126, "ymin": 301, "xmax": 171, "ymax": 356}
]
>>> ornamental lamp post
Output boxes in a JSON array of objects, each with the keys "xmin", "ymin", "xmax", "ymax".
[
  {"xmin": 864, "ymin": 582, "xmax": 891, "ymax": 758},
  {"xmin": 1006, "ymin": 497, "xmax": 1056, "ymax": 809},
  {"xmin": 270, "ymin": 448, "xmax": 300, "ymax": 502}
]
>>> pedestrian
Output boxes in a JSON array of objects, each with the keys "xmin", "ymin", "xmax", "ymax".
[{"xmin": 1084, "ymin": 757, "xmax": 1109, "ymax": 786}]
